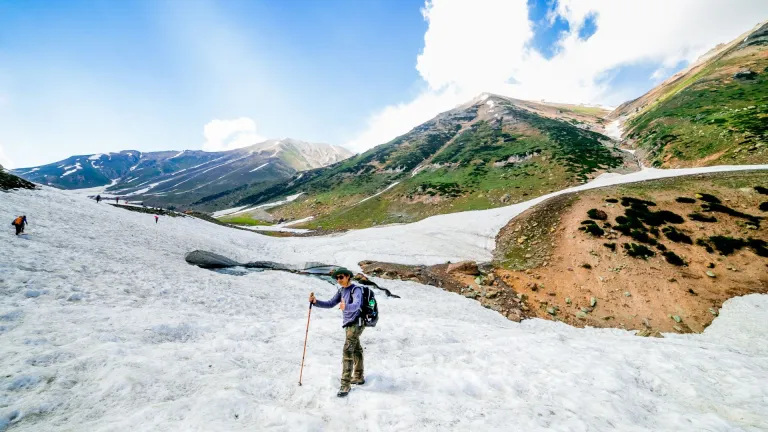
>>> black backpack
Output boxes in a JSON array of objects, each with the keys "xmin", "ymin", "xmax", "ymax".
[{"xmin": 355, "ymin": 285, "xmax": 378, "ymax": 327}]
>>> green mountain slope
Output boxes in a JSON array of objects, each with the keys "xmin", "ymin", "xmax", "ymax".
[
  {"xmin": 613, "ymin": 21, "xmax": 768, "ymax": 167},
  {"xmin": 197, "ymin": 94, "xmax": 635, "ymax": 230}
]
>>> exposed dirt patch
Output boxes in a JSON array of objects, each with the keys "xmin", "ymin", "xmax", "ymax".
[
  {"xmin": 494, "ymin": 171, "xmax": 768, "ymax": 334},
  {"xmin": 359, "ymin": 261, "xmax": 531, "ymax": 323},
  {"xmin": 360, "ymin": 171, "xmax": 768, "ymax": 336}
]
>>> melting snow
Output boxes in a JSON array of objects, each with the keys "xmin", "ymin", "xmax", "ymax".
[
  {"xmin": 356, "ymin": 182, "xmax": 400, "ymax": 205},
  {"xmin": 254, "ymin": 192, "xmax": 305, "ymax": 209},
  {"xmin": 211, "ymin": 206, "xmax": 251, "ymax": 218},
  {"xmin": 60, "ymin": 163, "xmax": 82, "ymax": 177},
  {"xmin": 88, "ymin": 154, "xmax": 104, "ymax": 161},
  {"xmin": 1, "ymin": 185, "xmax": 768, "ymax": 430},
  {"xmin": 249, "ymin": 163, "xmax": 268, "ymax": 173}
]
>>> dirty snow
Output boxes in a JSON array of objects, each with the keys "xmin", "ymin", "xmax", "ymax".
[
  {"xmin": 241, "ymin": 216, "xmax": 315, "ymax": 234},
  {"xmin": 2, "ymin": 184, "xmax": 768, "ymax": 431},
  {"xmin": 254, "ymin": 192, "xmax": 305, "ymax": 210},
  {"xmin": 604, "ymin": 119, "xmax": 623, "ymax": 140},
  {"xmin": 212, "ymin": 206, "xmax": 251, "ymax": 218}
]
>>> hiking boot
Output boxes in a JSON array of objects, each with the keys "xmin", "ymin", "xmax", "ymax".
[
  {"xmin": 337, "ymin": 387, "xmax": 350, "ymax": 398},
  {"xmin": 351, "ymin": 377, "xmax": 365, "ymax": 385}
]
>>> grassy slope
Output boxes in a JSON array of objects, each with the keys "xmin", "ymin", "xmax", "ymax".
[
  {"xmin": 623, "ymin": 24, "xmax": 768, "ymax": 167},
  {"xmin": 217, "ymin": 214, "xmax": 274, "ymax": 226},
  {"xmin": 275, "ymin": 102, "xmax": 626, "ymax": 230},
  {"xmin": 1, "ymin": 170, "xmax": 36, "ymax": 191}
]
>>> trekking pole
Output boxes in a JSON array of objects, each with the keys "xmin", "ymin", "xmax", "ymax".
[{"xmin": 298, "ymin": 302, "xmax": 313, "ymax": 386}]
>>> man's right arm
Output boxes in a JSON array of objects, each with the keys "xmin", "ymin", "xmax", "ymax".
[{"xmin": 314, "ymin": 290, "xmax": 341, "ymax": 308}]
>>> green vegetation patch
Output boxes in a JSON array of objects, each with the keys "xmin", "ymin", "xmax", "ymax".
[
  {"xmin": 662, "ymin": 251, "xmax": 687, "ymax": 266},
  {"xmin": 689, "ymin": 212, "xmax": 718, "ymax": 223},
  {"xmin": 701, "ymin": 202, "xmax": 761, "ymax": 227},
  {"xmin": 587, "ymin": 208, "xmax": 608, "ymax": 220},
  {"xmin": 662, "ymin": 226, "xmax": 693, "ymax": 244},
  {"xmin": 626, "ymin": 55, "xmax": 768, "ymax": 166},
  {"xmin": 624, "ymin": 243, "xmax": 656, "ymax": 259},
  {"xmin": 218, "ymin": 215, "xmax": 273, "ymax": 226},
  {"xmin": 696, "ymin": 193, "xmax": 721, "ymax": 204}
]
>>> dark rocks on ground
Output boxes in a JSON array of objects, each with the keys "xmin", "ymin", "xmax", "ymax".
[
  {"xmin": 447, "ymin": 260, "xmax": 480, "ymax": 275},
  {"xmin": 587, "ymin": 209, "xmax": 608, "ymax": 220},
  {"xmin": 185, "ymin": 250, "xmax": 241, "ymax": 268},
  {"xmin": 0, "ymin": 169, "xmax": 36, "ymax": 191},
  {"xmin": 733, "ymin": 69, "xmax": 757, "ymax": 80},
  {"xmin": 359, "ymin": 260, "xmax": 528, "ymax": 322}
]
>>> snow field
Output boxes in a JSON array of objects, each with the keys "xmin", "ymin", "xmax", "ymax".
[{"xmin": 1, "ymin": 166, "xmax": 768, "ymax": 430}]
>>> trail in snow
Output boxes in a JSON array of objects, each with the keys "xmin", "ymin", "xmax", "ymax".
[
  {"xmin": 355, "ymin": 182, "xmax": 400, "ymax": 205},
  {"xmin": 1, "ymin": 187, "xmax": 767, "ymax": 430},
  {"xmin": 240, "ymin": 216, "xmax": 315, "ymax": 234}
]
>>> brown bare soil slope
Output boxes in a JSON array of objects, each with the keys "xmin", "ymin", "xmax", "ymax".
[{"xmin": 495, "ymin": 170, "xmax": 768, "ymax": 333}]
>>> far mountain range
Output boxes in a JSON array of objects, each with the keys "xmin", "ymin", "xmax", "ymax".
[{"xmin": 13, "ymin": 139, "xmax": 352, "ymax": 208}]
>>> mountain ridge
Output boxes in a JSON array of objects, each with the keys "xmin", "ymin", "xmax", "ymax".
[
  {"xmin": 12, "ymin": 139, "xmax": 353, "ymax": 208},
  {"xmin": 197, "ymin": 93, "xmax": 636, "ymax": 230}
]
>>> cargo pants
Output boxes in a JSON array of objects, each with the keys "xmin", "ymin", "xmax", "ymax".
[{"xmin": 340, "ymin": 324, "xmax": 364, "ymax": 390}]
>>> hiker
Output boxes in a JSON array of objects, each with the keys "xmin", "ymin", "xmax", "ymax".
[
  {"xmin": 11, "ymin": 215, "xmax": 27, "ymax": 235},
  {"xmin": 309, "ymin": 268, "xmax": 366, "ymax": 397},
  {"xmin": 115, "ymin": 197, "xmax": 119, "ymax": 204},
  {"xmin": 154, "ymin": 215, "xmax": 159, "ymax": 224},
  {"xmin": 96, "ymin": 194, "xmax": 101, "ymax": 203}
]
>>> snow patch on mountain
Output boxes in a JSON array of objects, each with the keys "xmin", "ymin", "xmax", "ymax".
[{"xmin": 61, "ymin": 162, "xmax": 82, "ymax": 177}]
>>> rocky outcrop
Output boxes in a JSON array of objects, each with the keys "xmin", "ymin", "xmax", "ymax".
[
  {"xmin": 185, "ymin": 250, "xmax": 242, "ymax": 269},
  {"xmin": 0, "ymin": 169, "xmax": 36, "ymax": 191},
  {"xmin": 446, "ymin": 261, "xmax": 480, "ymax": 275},
  {"xmin": 186, "ymin": 251, "xmax": 400, "ymax": 297},
  {"xmin": 360, "ymin": 260, "xmax": 528, "ymax": 322}
]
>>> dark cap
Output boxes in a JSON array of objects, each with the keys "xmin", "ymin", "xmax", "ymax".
[{"xmin": 331, "ymin": 268, "xmax": 353, "ymax": 278}]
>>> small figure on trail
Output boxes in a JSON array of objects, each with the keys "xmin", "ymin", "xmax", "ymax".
[
  {"xmin": 115, "ymin": 197, "xmax": 119, "ymax": 204},
  {"xmin": 309, "ymin": 268, "xmax": 367, "ymax": 398},
  {"xmin": 11, "ymin": 215, "xmax": 28, "ymax": 235},
  {"xmin": 96, "ymin": 194, "xmax": 101, "ymax": 204},
  {"xmin": 154, "ymin": 215, "xmax": 159, "ymax": 224}
]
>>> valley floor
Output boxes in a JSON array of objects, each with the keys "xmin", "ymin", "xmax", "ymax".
[{"xmin": 2, "ymin": 166, "xmax": 768, "ymax": 430}]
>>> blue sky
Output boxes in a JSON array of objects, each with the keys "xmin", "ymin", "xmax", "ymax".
[{"xmin": 1, "ymin": 0, "xmax": 765, "ymax": 168}]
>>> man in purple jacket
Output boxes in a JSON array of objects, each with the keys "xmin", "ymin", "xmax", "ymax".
[{"xmin": 309, "ymin": 268, "xmax": 365, "ymax": 397}]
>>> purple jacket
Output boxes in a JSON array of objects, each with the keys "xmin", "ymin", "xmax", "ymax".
[{"xmin": 314, "ymin": 284, "xmax": 363, "ymax": 327}]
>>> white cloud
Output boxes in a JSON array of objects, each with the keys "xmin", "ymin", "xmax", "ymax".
[
  {"xmin": 0, "ymin": 143, "xmax": 14, "ymax": 169},
  {"xmin": 202, "ymin": 117, "xmax": 266, "ymax": 152},
  {"xmin": 346, "ymin": 0, "xmax": 768, "ymax": 152}
]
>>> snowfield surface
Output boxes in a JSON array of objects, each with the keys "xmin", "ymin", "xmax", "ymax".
[{"xmin": 2, "ymin": 165, "xmax": 768, "ymax": 430}]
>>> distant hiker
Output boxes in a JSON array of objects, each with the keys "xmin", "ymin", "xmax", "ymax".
[
  {"xmin": 154, "ymin": 215, "xmax": 159, "ymax": 224},
  {"xmin": 11, "ymin": 215, "xmax": 27, "ymax": 235},
  {"xmin": 309, "ymin": 268, "xmax": 368, "ymax": 397},
  {"xmin": 115, "ymin": 197, "xmax": 119, "ymax": 204},
  {"xmin": 96, "ymin": 194, "xmax": 101, "ymax": 203}
]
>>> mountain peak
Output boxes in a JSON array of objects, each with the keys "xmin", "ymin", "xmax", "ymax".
[{"xmin": 244, "ymin": 138, "xmax": 353, "ymax": 170}]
